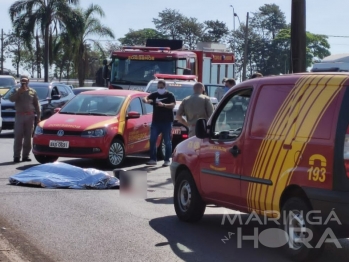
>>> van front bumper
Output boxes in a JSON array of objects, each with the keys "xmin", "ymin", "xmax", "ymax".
[{"xmin": 303, "ymin": 187, "xmax": 349, "ymax": 236}]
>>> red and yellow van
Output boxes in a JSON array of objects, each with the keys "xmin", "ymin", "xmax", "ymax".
[
  {"xmin": 170, "ymin": 73, "xmax": 349, "ymax": 261},
  {"xmin": 33, "ymin": 90, "xmax": 162, "ymax": 167}
]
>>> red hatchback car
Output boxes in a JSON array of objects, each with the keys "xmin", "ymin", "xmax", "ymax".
[{"xmin": 33, "ymin": 90, "xmax": 163, "ymax": 167}]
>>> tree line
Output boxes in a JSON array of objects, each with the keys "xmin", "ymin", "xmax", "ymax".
[{"xmin": 3, "ymin": 2, "xmax": 331, "ymax": 84}]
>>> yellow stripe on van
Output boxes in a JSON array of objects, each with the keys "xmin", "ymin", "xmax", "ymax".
[{"xmin": 247, "ymin": 75, "xmax": 349, "ymax": 215}]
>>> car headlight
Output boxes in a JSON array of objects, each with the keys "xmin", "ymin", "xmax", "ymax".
[
  {"xmin": 81, "ymin": 128, "xmax": 106, "ymax": 138},
  {"xmin": 34, "ymin": 126, "xmax": 43, "ymax": 135}
]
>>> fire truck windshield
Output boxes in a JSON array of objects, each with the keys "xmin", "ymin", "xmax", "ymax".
[
  {"xmin": 147, "ymin": 82, "xmax": 195, "ymax": 101},
  {"xmin": 110, "ymin": 58, "xmax": 175, "ymax": 85}
]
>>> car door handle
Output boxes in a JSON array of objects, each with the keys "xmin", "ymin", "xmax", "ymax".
[
  {"xmin": 143, "ymin": 123, "xmax": 150, "ymax": 127},
  {"xmin": 230, "ymin": 145, "xmax": 241, "ymax": 157}
]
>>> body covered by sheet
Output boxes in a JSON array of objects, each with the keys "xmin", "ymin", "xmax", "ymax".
[{"xmin": 9, "ymin": 162, "xmax": 120, "ymax": 189}]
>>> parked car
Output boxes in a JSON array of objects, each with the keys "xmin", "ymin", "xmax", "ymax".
[
  {"xmin": 0, "ymin": 75, "xmax": 16, "ymax": 96},
  {"xmin": 33, "ymin": 90, "xmax": 163, "ymax": 167},
  {"xmin": 144, "ymin": 74, "xmax": 219, "ymax": 148},
  {"xmin": 1, "ymin": 82, "xmax": 75, "ymax": 132},
  {"xmin": 72, "ymin": 87, "xmax": 108, "ymax": 95},
  {"xmin": 170, "ymin": 73, "xmax": 349, "ymax": 261}
]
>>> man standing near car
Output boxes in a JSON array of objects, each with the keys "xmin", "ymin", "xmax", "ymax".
[
  {"xmin": 143, "ymin": 80, "xmax": 175, "ymax": 167},
  {"xmin": 9, "ymin": 75, "xmax": 41, "ymax": 163},
  {"xmin": 176, "ymin": 82, "xmax": 214, "ymax": 138}
]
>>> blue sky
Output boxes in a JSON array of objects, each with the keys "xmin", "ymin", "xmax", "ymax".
[{"xmin": 1, "ymin": 0, "xmax": 348, "ymax": 74}]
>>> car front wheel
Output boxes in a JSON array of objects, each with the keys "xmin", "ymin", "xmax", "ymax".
[
  {"xmin": 280, "ymin": 197, "xmax": 324, "ymax": 262},
  {"xmin": 174, "ymin": 169, "xmax": 206, "ymax": 222},
  {"xmin": 106, "ymin": 139, "xmax": 125, "ymax": 168},
  {"xmin": 34, "ymin": 155, "xmax": 59, "ymax": 164}
]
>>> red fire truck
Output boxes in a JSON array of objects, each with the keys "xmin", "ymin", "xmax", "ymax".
[{"xmin": 104, "ymin": 39, "xmax": 235, "ymax": 91}]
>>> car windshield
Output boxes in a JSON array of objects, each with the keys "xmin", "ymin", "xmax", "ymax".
[
  {"xmin": 60, "ymin": 94, "xmax": 125, "ymax": 116},
  {"xmin": 0, "ymin": 78, "xmax": 16, "ymax": 87},
  {"xmin": 110, "ymin": 58, "xmax": 175, "ymax": 84},
  {"xmin": 147, "ymin": 82, "xmax": 194, "ymax": 101},
  {"xmin": 2, "ymin": 84, "xmax": 49, "ymax": 100}
]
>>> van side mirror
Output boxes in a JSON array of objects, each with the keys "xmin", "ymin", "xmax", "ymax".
[{"xmin": 196, "ymin": 119, "xmax": 208, "ymax": 139}]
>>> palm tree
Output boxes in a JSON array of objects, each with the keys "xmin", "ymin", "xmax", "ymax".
[
  {"xmin": 9, "ymin": 0, "xmax": 82, "ymax": 82},
  {"xmin": 73, "ymin": 4, "xmax": 115, "ymax": 86}
]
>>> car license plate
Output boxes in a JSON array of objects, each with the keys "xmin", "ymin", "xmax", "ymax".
[
  {"xmin": 3, "ymin": 117, "xmax": 15, "ymax": 122},
  {"xmin": 49, "ymin": 140, "xmax": 69, "ymax": 148},
  {"xmin": 172, "ymin": 128, "xmax": 181, "ymax": 135}
]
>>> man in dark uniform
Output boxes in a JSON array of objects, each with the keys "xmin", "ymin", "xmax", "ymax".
[
  {"xmin": 143, "ymin": 80, "xmax": 175, "ymax": 167},
  {"xmin": 9, "ymin": 75, "xmax": 41, "ymax": 163}
]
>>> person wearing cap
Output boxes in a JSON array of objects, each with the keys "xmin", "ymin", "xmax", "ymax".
[
  {"xmin": 9, "ymin": 75, "xmax": 41, "ymax": 163},
  {"xmin": 176, "ymin": 82, "xmax": 214, "ymax": 137}
]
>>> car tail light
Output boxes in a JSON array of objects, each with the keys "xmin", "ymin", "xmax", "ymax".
[
  {"xmin": 182, "ymin": 134, "xmax": 188, "ymax": 138},
  {"xmin": 344, "ymin": 127, "xmax": 349, "ymax": 178}
]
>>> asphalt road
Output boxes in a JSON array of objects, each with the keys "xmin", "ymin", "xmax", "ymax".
[{"xmin": 0, "ymin": 130, "xmax": 349, "ymax": 262}]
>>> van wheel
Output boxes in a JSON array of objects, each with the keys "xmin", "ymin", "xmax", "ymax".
[
  {"xmin": 174, "ymin": 170, "xmax": 206, "ymax": 222},
  {"xmin": 157, "ymin": 138, "xmax": 165, "ymax": 160},
  {"xmin": 280, "ymin": 197, "xmax": 324, "ymax": 262},
  {"xmin": 34, "ymin": 155, "xmax": 59, "ymax": 164},
  {"xmin": 106, "ymin": 139, "xmax": 125, "ymax": 168}
]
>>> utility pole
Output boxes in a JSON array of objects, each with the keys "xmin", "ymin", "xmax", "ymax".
[
  {"xmin": 291, "ymin": 0, "xmax": 306, "ymax": 73},
  {"xmin": 242, "ymin": 12, "xmax": 249, "ymax": 81},
  {"xmin": 1, "ymin": 29, "xmax": 4, "ymax": 75}
]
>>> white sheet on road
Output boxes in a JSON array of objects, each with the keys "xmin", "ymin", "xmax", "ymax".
[{"xmin": 8, "ymin": 162, "xmax": 120, "ymax": 189}]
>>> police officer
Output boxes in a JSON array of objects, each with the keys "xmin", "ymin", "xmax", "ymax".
[
  {"xmin": 176, "ymin": 82, "xmax": 214, "ymax": 137},
  {"xmin": 9, "ymin": 76, "xmax": 41, "ymax": 163}
]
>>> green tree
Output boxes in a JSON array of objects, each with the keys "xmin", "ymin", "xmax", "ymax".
[
  {"xmin": 153, "ymin": 9, "xmax": 184, "ymax": 39},
  {"xmin": 275, "ymin": 28, "xmax": 330, "ymax": 69},
  {"xmin": 4, "ymin": 31, "xmax": 25, "ymax": 77},
  {"xmin": 9, "ymin": 0, "xmax": 82, "ymax": 82},
  {"xmin": 201, "ymin": 20, "xmax": 229, "ymax": 43},
  {"xmin": 230, "ymin": 4, "xmax": 331, "ymax": 77},
  {"xmin": 119, "ymin": 28, "xmax": 166, "ymax": 46},
  {"xmin": 73, "ymin": 3, "xmax": 115, "ymax": 86},
  {"xmin": 178, "ymin": 17, "xmax": 204, "ymax": 49}
]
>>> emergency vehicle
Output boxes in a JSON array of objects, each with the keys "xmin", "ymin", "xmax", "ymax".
[
  {"xmin": 105, "ymin": 39, "xmax": 235, "ymax": 91},
  {"xmin": 32, "ymin": 90, "xmax": 163, "ymax": 167},
  {"xmin": 170, "ymin": 73, "xmax": 349, "ymax": 261}
]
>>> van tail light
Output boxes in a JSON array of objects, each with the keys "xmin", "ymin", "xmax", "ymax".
[{"xmin": 344, "ymin": 127, "xmax": 349, "ymax": 178}]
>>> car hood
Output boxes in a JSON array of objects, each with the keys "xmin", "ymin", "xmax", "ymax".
[{"xmin": 40, "ymin": 113, "xmax": 119, "ymax": 131}]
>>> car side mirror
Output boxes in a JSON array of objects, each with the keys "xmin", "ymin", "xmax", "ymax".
[
  {"xmin": 196, "ymin": 118, "xmax": 208, "ymax": 139},
  {"xmin": 126, "ymin": 111, "xmax": 140, "ymax": 119},
  {"xmin": 51, "ymin": 94, "xmax": 61, "ymax": 100},
  {"xmin": 54, "ymin": 108, "xmax": 61, "ymax": 113}
]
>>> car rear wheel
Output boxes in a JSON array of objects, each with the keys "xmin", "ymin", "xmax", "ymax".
[
  {"xmin": 107, "ymin": 139, "xmax": 125, "ymax": 168},
  {"xmin": 280, "ymin": 197, "xmax": 324, "ymax": 262},
  {"xmin": 34, "ymin": 155, "xmax": 59, "ymax": 164},
  {"xmin": 174, "ymin": 169, "xmax": 206, "ymax": 222}
]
